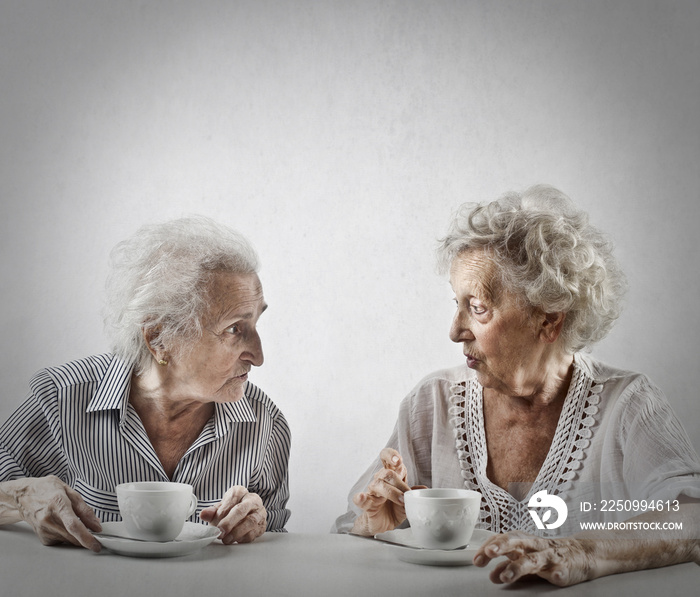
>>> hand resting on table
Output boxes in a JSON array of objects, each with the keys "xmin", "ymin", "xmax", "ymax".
[
  {"xmin": 0, "ymin": 475, "xmax": 102, "ymax": 552},
  {"xmin": 473, "ymin": 502, "xmax": 700, "ymax": 587},
  {"xmin": 199, "ymin": 485, "xmax": 267, "ymax": 544}
]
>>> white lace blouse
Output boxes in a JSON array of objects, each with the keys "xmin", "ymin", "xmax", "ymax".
[{"xmin": 332, "ymin": 354, "xmax": 700, "ymax": 536}]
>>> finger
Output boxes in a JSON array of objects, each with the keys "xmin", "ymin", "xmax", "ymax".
[
  {"xmin": 497, "ymin": 544, "xmax": 587, "ymax": 587},
  {"xmin": 474, "ymin": 534, "xmax": 502, "ymax": 564},
  {"xmin": 65, "ymin": 486, "xmax": 102, "ymax": 533},
  {"xmin": 36, "ymin": 521, "xmax": 72, "ymax": 547},
  {"xmin": 36, "ymin": 502, "xmax": 101, "ymax": 552},
  {"xmin": 373, "ymin": 468, "xmax": 411, "ymax": 491},
  {"xmin": 379, "ymin": 448, "xmax": 406, "ymax": 480},
  {"xmin": 199, "ymin": 506, "xmax": 220, "ymax": 525},
  {"xmin": 218, "ymin": 499, "xmax": 266, "ymax": 544},
  {"xmin": 223, "ymin": 485, "xmax": 249, "ymax": 505},
  {"xmin": 475, "ymin": 531, "xmax": 540, "ymax": 564},
  {"xmin": 220, "ymin": 509, "xmax": 266, "ymax": 545},
  {"xmin": 352, "ymin": 492, "xmax": 376, "ymax": 509},
  {"xmin": 35, "ymin": 488, "xmax": 102, "ymax": 552},
  {"xmin": 229, "ymin": 513, "xmax": 267, "ymax": 544},
  {"xmin": 353, "ymin": 486, "xmax": 392, "ymax": 512},
  {"xmin": 537, "ymin": 566, "xmax": 576, "ymax": 587},
  {"xmin": 199, "ymin": 506, "xmax": 215, "ymax": 521},
  {"xmin": 366, "ymin": 476, "xmax": 409, "ymax": 507},
  {"xmin": 236, "ymin": 526, "xmax": 265, "ymax": 544},
  {"xmin": 492, "ymin": 550, "xmax": 552, "ymax": 584},
  {"xmin": 55, "ymin": 504, "xmax": 102, "ymax": 552},
  {"xmin": 217, "ymin": 498, "xmax": 257, "ymax": 536},
  {"xmin": 205, "ymin": 486, "xmax": 250, "ymax": 526},
  {"xmin": 489, "ymin": 559, "xmax": 512, "ymax": 584}
]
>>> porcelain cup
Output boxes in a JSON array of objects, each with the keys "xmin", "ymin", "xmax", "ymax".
[
  {"xmin": 404, "ymin": 488, "xmax": 481, "ymax": 550},
  {"xmin": 116, "ymin": 482, "xmax": 197, "ymax": 542}
]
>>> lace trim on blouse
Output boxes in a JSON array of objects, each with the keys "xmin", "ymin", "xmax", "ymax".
[{"xmin": 448, "ymin": 356, "xmax": 603, "ymax": 535}]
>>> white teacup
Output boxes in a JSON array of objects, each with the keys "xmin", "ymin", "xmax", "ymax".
[
  {"xmin": 404, "ymin": 488, "xmax": 481, "ymax": 550},
  {"xmin": 116, "ymin": 482, "xmax": 198, "ymax": 542}
]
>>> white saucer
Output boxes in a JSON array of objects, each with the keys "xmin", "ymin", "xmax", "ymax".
[
  {"xmin": 374, "ymin": 528, "xmax": 495, "ymax": 566},
  {"xmin": 94, "ymin": 522, "xmax": 220, "ymax": 558}
]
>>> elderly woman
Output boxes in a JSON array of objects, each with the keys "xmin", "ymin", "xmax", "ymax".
[
  {"xmin": 0, "ymin": 216, "xmax": 290, "ymax": 551},
  {"xmin": 334, "ymin": 185, "xmax": 700, "ymax": 585}
]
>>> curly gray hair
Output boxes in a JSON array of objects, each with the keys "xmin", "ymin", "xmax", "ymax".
[
  {"xmin": 437, "ymin": 185, "xmax": 627, "ymax": 353},
  {"xmin": 104, "ymin": 215, "xmax": 259, "ymax": 373}
]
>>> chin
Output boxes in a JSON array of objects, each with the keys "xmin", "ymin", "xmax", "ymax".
[
  {"xmin": 223, "ymin": 389, "xmax": 246, "ymax": 403},
  {"xmin": 475, "ymin": 371, "xmax": 497, "ymax": 391},
  {"xmin": 211, "ymin": 384, "xmax": 246, "ymax": 404}
]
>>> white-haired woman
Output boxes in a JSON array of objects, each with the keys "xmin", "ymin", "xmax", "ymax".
[
  {"xmin": 0, "ymin": 216, "xmax": 290, "ymax": 551},
  {"xmin": 334, "ymin": 186, "xmax": 700, "ymax": 585}
]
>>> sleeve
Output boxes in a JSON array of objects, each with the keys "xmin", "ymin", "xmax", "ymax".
[
  {"xmin": 619, "ymin": 376, "xmax": 700, "ymax": 502},
  {"xmin": 330, "ymin": 422, "xmax": 400, "ymax": 534},
  {"xmin": 0, "ymin": 371, "xmax": 69, "ymax": 483},
  {"xmin": 330, "ymin": 384, "xmax": 436, "ymax": 534},
  {"xmin": 250, "ymin": 409, "xmax": 292, "ymax": 532}
]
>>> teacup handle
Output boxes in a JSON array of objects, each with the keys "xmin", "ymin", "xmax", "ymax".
[{"xmin": 187, "ymin": 494, "xmax": 198, "ymax": 518}]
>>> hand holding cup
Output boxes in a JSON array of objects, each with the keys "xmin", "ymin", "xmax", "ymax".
[{"xmin": 351, "ymin": 448, "xmax": 427, "ymax": 536}]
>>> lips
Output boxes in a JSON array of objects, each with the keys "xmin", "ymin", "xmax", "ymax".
[{"xmin": 465, "ymin": 354, "xmax": 479, "ymax": 368}]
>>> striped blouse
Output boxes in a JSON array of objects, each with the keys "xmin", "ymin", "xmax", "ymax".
[{"xmin": 0, "ymin": 354, "xmax": 291, "ymax": 531}]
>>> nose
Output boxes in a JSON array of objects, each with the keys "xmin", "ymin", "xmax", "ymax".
[
  {"xmin": 242, "ymin": 329, "xmax": 264, "ymax": 367},
  {"xmin": 449, "ymin": 308, "xmax": 475, "ymax": 344}
]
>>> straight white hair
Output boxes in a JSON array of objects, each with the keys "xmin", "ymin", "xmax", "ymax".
[{"xmin": 104, "ymin": 215, "xmax": 259, "ymax": 373}]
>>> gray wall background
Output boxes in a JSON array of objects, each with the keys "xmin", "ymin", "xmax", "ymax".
[{"xmin": 1, "ymin": 0, "xmax": 698, "ymax": 533}]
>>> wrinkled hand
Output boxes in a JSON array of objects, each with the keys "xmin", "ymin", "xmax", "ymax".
[
  {"xmin": 199, "ymin": 486, "xmax": 267, "ymax": 544},
  {"xmin": 474, "ymin": 530, "xmax": 596, "ymax": 586},
  {"xmin": 351, "ymin": 448, "xmax": 426, "ymax": 536},
  {"xmin": 10, "ymin": 476, "xmax": 102, "ymax": 552}
]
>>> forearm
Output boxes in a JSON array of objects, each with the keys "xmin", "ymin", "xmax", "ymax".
[{"xmin": 575, "ymin": 503, "xmax": 700, "ymax": 578}]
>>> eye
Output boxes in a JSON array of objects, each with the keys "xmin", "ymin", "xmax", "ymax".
[
  {"xmin": 470, "ymin": 303, "xmax": 486, "ymax": 315},
  {"xmin": 224, "ymin": 324, "xmax": 240, "ymax": 335}
]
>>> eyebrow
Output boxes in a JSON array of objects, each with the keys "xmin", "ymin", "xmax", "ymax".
[
  {"xmin": 235, "ymin": 303, "xmax": 268, "ymax": 319},
  {"xmin": 214, "ymin": 302, "xmax": 268, "ymax": 327},
  {"xmin": 450, "ymin": 279, "xmax": 494, "ymax": 303}
]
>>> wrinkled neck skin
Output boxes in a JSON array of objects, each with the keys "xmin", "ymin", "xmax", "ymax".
[
  {"xmin": 130, "ymin": 364, "xmax": 214, "ymax": 422},
  {"xmin": 128, "ymin": 367, "xmax": 215, "ymax": 479},
  {"xmin": 488, "ymin": 348, "xmax": 575, "ymax": 411}
]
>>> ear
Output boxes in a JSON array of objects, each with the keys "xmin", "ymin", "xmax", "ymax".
[
  {"xmin": 142, "ymin": 325, "xmax": 167, "ymax": 362},
  {"xmin": 538, "ymin": 311, "xmax": 566, "ymax": 344}
]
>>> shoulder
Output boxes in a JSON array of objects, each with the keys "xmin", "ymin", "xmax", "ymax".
[
  {"xmin": 244, "ymin": 381, "xmax": 289, "ymax": 426},
  {"xmin": 412, "ymin": 364, "xmax": 473, "ymax": 388},
  {"xmin": 29, "ymin": 354, "xmax": 115, "ymax": 394},
  {"xmin": 576, "ymin": 353, "xmax": 661, "ymax": 398},
  {"xmin": 575, "ymin": 353, "xmax": 670, "ymax": 425},
  {"xmin": 408, "ymin": 364, "xmax": 473, "ymax": 397},
  {"xmin": 399, "ymin": 364, "xmax": 473, "ymax": 414}
]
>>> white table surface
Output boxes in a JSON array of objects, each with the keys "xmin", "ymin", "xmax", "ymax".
[{"xmin": 0, "ymin": 523, "xmax": 697, "ymax": 597}]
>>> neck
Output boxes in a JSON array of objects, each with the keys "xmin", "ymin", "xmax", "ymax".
[
  {"xmin": 130, "ymin": 367, "xmax": 214, "ymax": 423},
  {"xmin": 494, "ymin": 352, "xmax": 574, "ymax": 410}
]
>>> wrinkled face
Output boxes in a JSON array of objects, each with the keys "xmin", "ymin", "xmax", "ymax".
[
  {"xmin": 167, "ymin": 271, "xmax": 266, "ymax": 404},
  {"xmin": 449, "ymin": 250, "xmax": 545, "ymax": 396}
]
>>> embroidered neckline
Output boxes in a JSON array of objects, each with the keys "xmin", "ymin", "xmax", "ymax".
[{"xmin": 448, "ymin": 354, "xmax": 602, "ymax": 534}]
